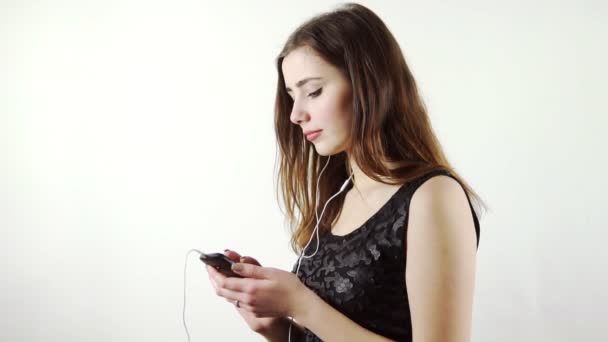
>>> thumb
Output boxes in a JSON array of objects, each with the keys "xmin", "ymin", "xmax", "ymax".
[{"xmin": 231, "ymin": 263, "xmax": 271, "ymax": 279}]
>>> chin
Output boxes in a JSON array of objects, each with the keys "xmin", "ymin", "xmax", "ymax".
[{"xmin": 312, "ymin": 141, "xmax": 344, "ymax": 156}]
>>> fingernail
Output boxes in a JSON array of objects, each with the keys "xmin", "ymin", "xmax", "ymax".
[{"xmin": 231, "ymin": 263, "xmax": 243, "ymax": 272}]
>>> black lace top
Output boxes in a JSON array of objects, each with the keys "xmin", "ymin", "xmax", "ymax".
[{"xmin": 290, "ymin": 170, "xmax": 480, "ymax": 342}]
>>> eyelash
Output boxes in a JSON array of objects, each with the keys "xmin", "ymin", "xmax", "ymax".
[
  {"xmin": 308, "ymin": 88, "xmax": 322, "ymax": 98},
  {"xmin": 288, "ymin": 88, "xmax": 322, "ymax": 101}
]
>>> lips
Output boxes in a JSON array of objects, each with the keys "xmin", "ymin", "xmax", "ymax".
[
  {"xmin": 305, "ymin": 130, "xmax": 322, "ymax": 141},
  {"xmin": 304, "ymin": 129, "xmax": 322, "ymax": 136}
]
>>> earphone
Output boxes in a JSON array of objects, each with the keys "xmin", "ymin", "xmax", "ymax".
[
  {"xmin": 288, "ymin": 155, "xmax": 353, "ymax": 341},
  {"xmin": 182, "ymin": 155, "xmax": 352, "ymax": 342}
]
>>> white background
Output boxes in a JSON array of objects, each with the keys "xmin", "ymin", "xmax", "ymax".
[{"xmin": 1, "ymin": 0, "xmax": 606, "ymax": 341}]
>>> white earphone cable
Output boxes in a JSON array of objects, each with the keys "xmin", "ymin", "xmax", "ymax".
[
  {"xmin": 288, "ymin": 155, "xmax": 352, "ymax": 341},
  {"xmin": 182, "ymin": 156, "xmax": 352, "ymax": 342},
  {"xmin": 183, "ymin": 249, "xmax": 204, "ymax": 342}
]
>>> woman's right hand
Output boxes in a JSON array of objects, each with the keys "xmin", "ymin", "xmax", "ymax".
[{"xmin": 206, "ymin": 249, "xmax": 285, "ymax": 336}]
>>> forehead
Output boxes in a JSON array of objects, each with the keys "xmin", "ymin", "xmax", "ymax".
[{"xmin": 282, "ymin": 46, "xmax": 338, "ymax": 86}]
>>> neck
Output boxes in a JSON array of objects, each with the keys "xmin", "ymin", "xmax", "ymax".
[
  {"xmin": 347, "ymin": 159, "xmax": 373, "ymax": 191},
  {"xmin": 347, "ymin": 157, "xmax": 397, "ymax": 192}
]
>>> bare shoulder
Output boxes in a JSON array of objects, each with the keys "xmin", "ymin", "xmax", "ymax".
[
  {"xmin": 405, "ymin": 174, "xmax": 477, "ymax": 341},
  {"xmin": 410, "ymin": 175, "xmax": 470, "ymax": 208},
  {"xmin": 406, "ymin": 174, "xmax": 476, "ymax": 254}
]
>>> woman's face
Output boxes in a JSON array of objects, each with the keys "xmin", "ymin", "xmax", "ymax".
[{"xmin": 282, "ymin": 46, "xmax": 353, "ymax": 156}]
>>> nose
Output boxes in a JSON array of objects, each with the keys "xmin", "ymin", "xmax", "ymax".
[{"xmin": 289, "ymin": 100, "xmax": 310, "ymax": 125}]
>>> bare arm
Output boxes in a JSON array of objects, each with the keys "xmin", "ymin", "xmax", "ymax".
[
  {"xmin": 294, "ymin": 176, "xmax": 477, "ymax": 342},
  {"xmin": 223, "ymin": 176, "xmax": 476, "ymax": 341},
  {"xmin": 215, "ymin": 252, "xmax": 389, "ymax": 341},
  {"xmin": 406, "ymin": 176, "xmax": 477, "ymax": 342}
]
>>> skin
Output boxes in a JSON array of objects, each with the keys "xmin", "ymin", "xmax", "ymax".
[
  {"xmin": 285, "ymin": 46, "xmax": 353, "ymax": 158},
  {"xmin": 206, "ymin": 252, "xmax": 305, "ymax": 340},
  {"xmin": 206, "ymin": 45, "xmax": 477, "ymax": 342}
]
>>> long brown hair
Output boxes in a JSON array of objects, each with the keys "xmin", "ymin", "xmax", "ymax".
[{"xmin": 273, "ymin": 3, "xmax": 488, "ymax": 254}]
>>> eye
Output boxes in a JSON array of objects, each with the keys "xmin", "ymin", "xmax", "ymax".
[{"xmin": 308, "ymin": 88, "xmax": 322, "ymax": 98}]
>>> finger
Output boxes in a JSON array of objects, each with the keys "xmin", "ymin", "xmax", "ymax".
[
  {"xmin": 234, "ymin": 301, "xmax": 255, "ymax": 312},
  {"xmin": 224, "ymin": 249, "xmax": 241, "ymax": 262},
  {"xmin": 216, "ymin": 286, "xmax": 249, "ymax": 305},
  {"xmin": 207, "ymin": 265, "xmax": 224, "ymax": 278},
  {"xmin": 240, "ymin": 256, "xmax": 261, "ymax": 266},
  {"xmin": 224, "ymin": 298, "xmax": 255, "ymax": 313},
  {"xmin": 210, "ymin": 268, "xmax": 255, "ymax": 294},
  {"xmin": 221, "ymin": 276, "xmax": 262, "ymax": 292},
  {"xmin": 230, "ymin": 263, "xmax": 272, "ymax": 280},
  {"xmin": 207, "ymin": 271, "xmax": 218, "ymax": 290},
  {"xmin": 235, "ymin": 303, "xmax": 274, "ymax": 318},
  {"xmin": 207, "ymin": 266, "xmax": 227, "ymax": 285},
  {"xmin": 207, "ymin": 266, "xmax": 226, "ymax": 290}
]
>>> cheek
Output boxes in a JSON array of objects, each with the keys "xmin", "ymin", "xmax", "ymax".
[{"xmin": 315, "ymin": 96, "xmax": 351, "ymax": 129}]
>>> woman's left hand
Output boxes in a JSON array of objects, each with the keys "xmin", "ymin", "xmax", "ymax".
[{"xmin": 215, "ymin": 263, "xmax": 312, "ymax": 319}]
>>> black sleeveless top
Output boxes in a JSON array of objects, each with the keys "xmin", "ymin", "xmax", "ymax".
[{"xmin": 290, "ymin": 170, "xmax": 480, "ymax": 342}]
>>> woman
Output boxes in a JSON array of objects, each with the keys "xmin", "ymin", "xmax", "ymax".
[{"xmin": 206, "ymin": 3, "xmax": 486, "ymax": 341}]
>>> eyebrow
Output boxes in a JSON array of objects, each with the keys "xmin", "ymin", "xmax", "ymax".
[{"xmin": 285, "ymin": 77, "xmax": 323, "ymax": 93}]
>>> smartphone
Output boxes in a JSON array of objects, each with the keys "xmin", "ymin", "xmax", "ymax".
[{"xmin": 200, "ymin": 252, "xmax": 243, "ymax": 278}]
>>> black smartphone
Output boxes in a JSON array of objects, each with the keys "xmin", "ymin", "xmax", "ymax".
[{"xmin": 200, "ymin": 252, "xmax": 243, "ymax": 278}]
